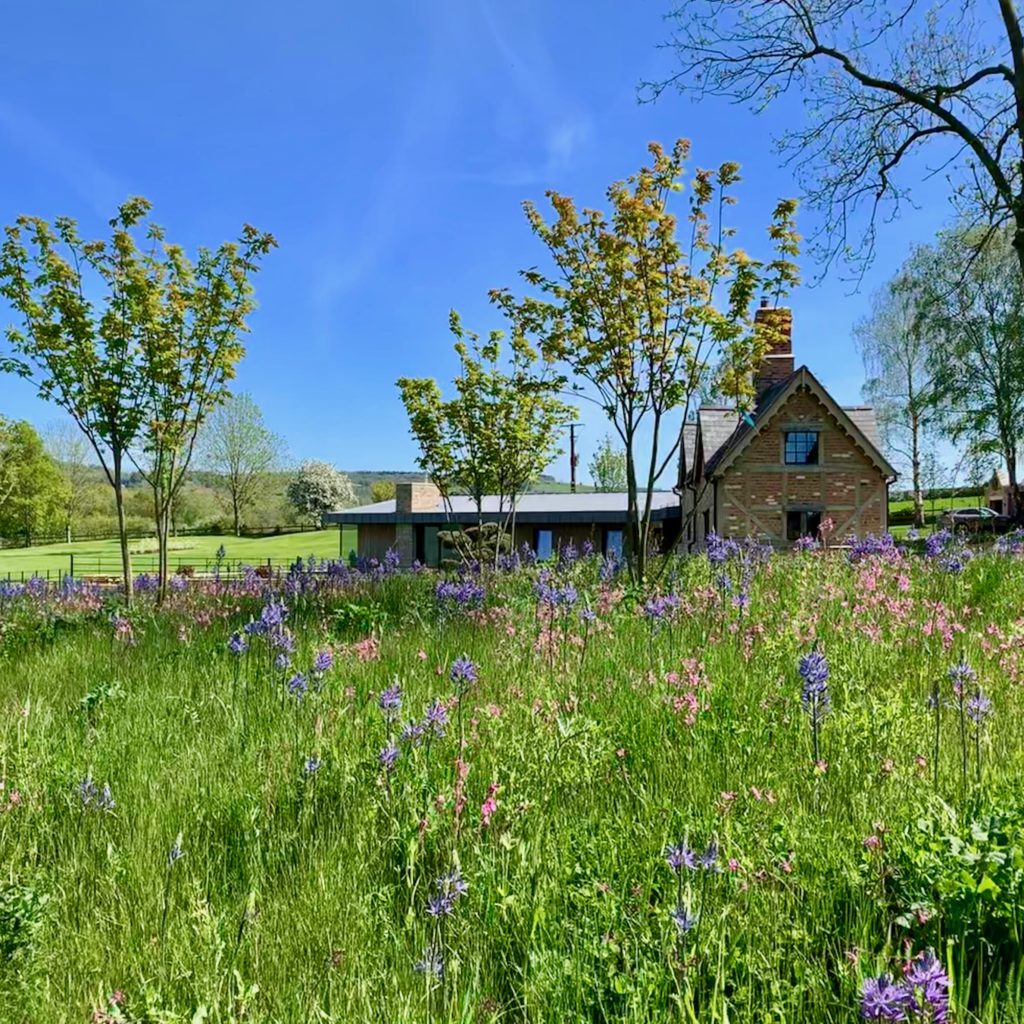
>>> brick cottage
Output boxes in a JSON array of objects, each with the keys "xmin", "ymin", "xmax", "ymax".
[{"xmin": 679, "ymin": 303, "xmax": 896, "ymax": 549}]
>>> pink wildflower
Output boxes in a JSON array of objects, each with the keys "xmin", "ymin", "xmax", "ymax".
[{"xmin": 480, "ymin": 782, "xmax": 500, "ymax": 828}]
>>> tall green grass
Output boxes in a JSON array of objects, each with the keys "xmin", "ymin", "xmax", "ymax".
[{"xmin": 0, "ymin": 552, "xmax": 1022, "ymax": 1021}]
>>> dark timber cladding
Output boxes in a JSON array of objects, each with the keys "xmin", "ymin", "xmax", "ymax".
[{"xmin": 324, "ymin": 483, "xmax": 682, "ymax": 566}]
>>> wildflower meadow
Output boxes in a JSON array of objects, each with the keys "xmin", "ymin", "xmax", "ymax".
[{"xmin": 1, "ymin": 534, "xmax": 1023, "ymax": 1022}]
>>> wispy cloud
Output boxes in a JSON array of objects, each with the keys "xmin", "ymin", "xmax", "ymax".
[
  {"xmin": 0, "ymin": 101, "xmax": 125, "ymax": 217},
  {"xmin": 469, "ymin": 0, "xmax": 592, "ymax": 185},
  {"xmin": 309, "ymin": 7, "xmax": 468, "ymax": 326}
]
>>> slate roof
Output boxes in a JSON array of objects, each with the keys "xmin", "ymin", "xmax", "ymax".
[
  {"xmin": 844, "ymin": 407, "xmax": 883, "ymax": 451},
  {"xmin": 703, "ymin": 374, "xmax": 796, "ymax": 475},
  {"xmin": 696, "ymin": 367, "xmax": 894, "ymax": 479},
  {"xmin": 681, "ymin": 421, "xmax": 697, "ymax": 479},
  {"xmin": 323, "ymin": 491, "xmax": 681, "ymax": 525}
]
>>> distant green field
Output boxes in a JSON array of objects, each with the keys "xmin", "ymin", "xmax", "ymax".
[
  {"xmin": 0, "ymin": 529, "xmax": 357, "ymax": 580},
  {"xmin": 0, "ymin": 492, "xmax": 1003, "ymax": 578},
  {"xmin": 890, "ymin": 493, "xmax": 984, "ymax": 515}
]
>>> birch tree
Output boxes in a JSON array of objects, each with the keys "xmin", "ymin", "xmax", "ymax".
[{"xmin": 854, "ymin": 267, "xmax": 938, "ymax": 527}]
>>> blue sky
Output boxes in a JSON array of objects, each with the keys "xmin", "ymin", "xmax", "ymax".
[{"xmin": 0, "ymin": 0, "xmax": 957, "ymax": 482}]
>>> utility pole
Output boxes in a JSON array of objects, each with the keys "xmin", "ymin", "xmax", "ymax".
[{"xmin": 569, "ymin": 423, "xmax": 581, "ymax": 493}]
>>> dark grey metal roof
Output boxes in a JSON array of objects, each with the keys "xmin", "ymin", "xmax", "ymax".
[{"xmin": 323, "ymin": 491, "xmax": 681, "ymax": 525}]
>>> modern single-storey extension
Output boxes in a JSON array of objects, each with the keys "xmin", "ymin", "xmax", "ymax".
[{"xmin": 322, "ymin": 485, "xmax": 681, "ymax": 567}]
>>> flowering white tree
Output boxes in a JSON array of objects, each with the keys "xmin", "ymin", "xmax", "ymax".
[{"xmin": 286, "ymin": 460, "xmax": 355, "ymax": 525}]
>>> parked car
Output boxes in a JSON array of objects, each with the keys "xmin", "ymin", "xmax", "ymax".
[{"xmin": 937, "ymin": 506, "xmax": 1015, "ymax": 534}]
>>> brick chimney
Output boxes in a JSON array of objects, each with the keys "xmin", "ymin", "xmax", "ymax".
[
  {"xmin": 752, "ymin": 299, "xmax": 794, "ymax": 398},
  {"xmin": 395, "ymin": 480, "xmax": 441, "ymax": 513}
]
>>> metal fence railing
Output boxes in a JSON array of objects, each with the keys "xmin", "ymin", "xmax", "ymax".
[
  {"xmin": 0, "ymin": 554, "xmax": 345, "ymax": 583},
  {"xmin": 0, "ymin": 523, "xmax": 327, "ymax": 551}
]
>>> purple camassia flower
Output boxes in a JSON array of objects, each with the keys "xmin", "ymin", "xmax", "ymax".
[
  {"xmin": 424, "ymin": 700, "xmax": 448, "ymax": 737},
  {"xmin": 427, "ymin": 869, "xmax": 468, "ymax": 917},
  {"xmin": 799, "ymin": 649, "xmax": 832, "ymax": 721},
  {"xmin": 227, "ymin": 631, "xmax": 248, "ymax": 656},
  {"xmin": 904, "ymin": 948, "xmax": 949, "ymax": 1023},
  {"xmin": 939, "ymin": 547, "xmax": 971, "ymax": 574},
  {"xmin": 996, "ymin": 527, "xmax": 1024, "ymax": 555},
  {"xmin": 169, "ymin": 575, "xmax": 188, "ymax": 592},
  {"xmin": 559, "ymin": 541, "xmax": 579, "ymax": 566},
  {"xmin": 948, "ymin": 660, "xmax": 976, "ymax": 696},
  {"xmin": 861, "ymin": 974, "xmax": 912, "ymax": 1021},
  {"xmin": 287, "ymin": 673, "xmax": 308, "ymax": 699},
  {"xmin": 579, "ymin": 607, "xmax": 597, "ymax": 624},
  {"xmin": 312, "ymin": 649, "xmax": 333, "ymax": 674},
  {"xmin": 847, "ymin": 533, "xmax": 901, "ymax": 564},
  {"xmin": 303, "ymin": 755, "xmax": 322, "ymax": 776},
  {"xmin": 696, "ymin": 841, "xmax": 719, "ymax": 871},
  {"xmin": 966, "ymin": 690, "xmax": 993, "ymax": 724},
  {"xmin": 435, "ymin": 578, "xmax": 486, "ymax": 609},
  {"xmin": 271, "ymin": 630, "xmax": 295, "ymax": 653},
  {"xmin": 670, "ymin": 904, "xmax": 697, "ymax": 934},
  {"xmin": 274, "ymin": 652, "xmax": 291, "ymax": 671},
  {"xmin": 706, "ymin": 531, "xmax": 740, "ymax": 566},
  {"xmin": 400, "ymin": 719, "xmax": 425, "ymax": 747},
  {"xmin": 378, "ymin": 745, "xmax": 400, "ymax": 771},
  {"xmin": 436, "ymin": 869, "xmax": 468, "ymax": 900},
  {"xmin": 450, "ymin": 658, "xmax": 477, "ymax": 687},
  {"xmin": 924, "ymin": 529, "xmax": 953, "ymax": 559},
  {"xmin": 644, "ymin": 594, "xmax": 680, "ymax": 620},
  {"xmin": 793, "ymin": 534, "xmax": 819, "ymax": 552},
  {"xmin": 258, "ymin": 600, "xmax": 288, "ymax": 631},
  {"xmin": 77, "ymin": 776, "xmax": 98, "ymax": 806},
  {"xmin": 414, "ymin": 945, "xmax": 444, "ymax": 979},
  {"xmin": 426, "ymin": 892, "xmax": 454, "ymax": 917},
  {"xmin": 379, "ymin": 682, "xmax": 403, "ymax": 717},
  {"xmin": 665, "ymin": 842, "xmax": 696, "ymax": 873},
  {"xmin": 581, "ymin": 540, "xmax": 594, "ymax": 557}
]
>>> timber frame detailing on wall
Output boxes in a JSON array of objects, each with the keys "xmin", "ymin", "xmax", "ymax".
[{"xmin": 684, "ymin": 368, "xmax": 896, "ymax": 549}]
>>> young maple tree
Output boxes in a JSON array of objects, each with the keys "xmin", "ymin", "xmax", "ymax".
[
  {"xmin": 492, "ymin": 139, "xmax": 800, "ymax": 581},
  {"xmin": 398, "ymin": 310, "xmax": 575, "ymax": 565},
  {"xmin": 0, "ymin": 198, "xmax": 275, "ymax": 603}
]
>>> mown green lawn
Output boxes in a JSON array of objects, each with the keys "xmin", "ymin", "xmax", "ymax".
[{"xmin": 0, "ymin": 529, "xmax": 357, "ymax": 580}]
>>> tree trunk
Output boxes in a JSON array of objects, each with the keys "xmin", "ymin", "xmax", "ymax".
[
  {"xmin": 153, "ymin": 480, "xmax": 169, "ymax": 607},
  {"xmin": 910, "ymin": 411, "xmax": 924, "ymax": 528},
  {"xmin": 1008, "ymin": 451, "xmax": 1022, "ymax": 522},
  {"xmin": 233, "ymin": 493, "xmax": 241, "ymax": 537},
  {"xmin": 113, "ymin": 450, "xmax": 134, "ymax": 607},
  {"xmin": 623, "ymin": 437, "xmax": 644, "ymax": 583},
  {"xmin": 156, "ymin": 505, "xmax": 170, "ymax": 606}
]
